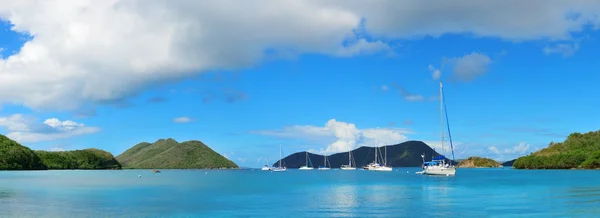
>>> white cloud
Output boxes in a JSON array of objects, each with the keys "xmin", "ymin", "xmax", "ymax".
[
  {"xmin": 428, "ymin": 64, "xmax": 441, "ymax": 80},
  {"xmin": 1, "ymin": 1, "xmax": 600, "ymax": 110},
  {"xmin": 49, "ymin": 147, "xmax": 65, "ymax": 152},
  {"xmin": 488, "ymin": 142, "xmax": 531, "ymax": 155},
  {"xmin": 450, "ymin": 52, "xmax": 491, "ymax": 82},
  {"xmin": 381, "ymin": 85, "xmax": 389, "ymax": 92},
  {"xmin": 173, "ymin": 116, "xmax": 192, "ymax": 123},
  {"xmin": 543, "ymin": 43, "xmax": 580, "ymax": 57},
  {"xmin": 251, "ymin": 119, "xmax": 412, "ymax": 153},
  {"xmin": 0, "ymin": 114, "xmax": 99, "ymax": 143}
]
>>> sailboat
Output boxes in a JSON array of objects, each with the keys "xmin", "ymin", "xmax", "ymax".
[
  {"xmin": 318, "ymin": 152, "xmax": 331, "ymax": 170},
  {"xmin": 340, "ymin": 150, "xmax": 356, "ymax": 170},
  {"xmin": 272, "ymin": 144, "xmax": 287, "ymax": 172},
  {"xmin": 364, "ymin": 143, "xmax": 392, "ymax": 171},
  {"xmin": 299, "ymin": 151, "xmax": 314, "ymax": 170},
  {"xmin": 420, "ymin": 82, "xmax": 457, "ymax": 176},
  {"xmin": 261, "ymin": 156, "xmax": 271, "ymax": 171}
]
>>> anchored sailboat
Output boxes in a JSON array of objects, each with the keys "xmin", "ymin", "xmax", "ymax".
[
  {"xmin": 340, "ymin": 150, "xmax": 356, "ymax": 170},
  {"xmin": 299, "ymin": 151, "xmax": 314, "ymax": 170},
  {"xmin": 272, "ymin": 144, "xmax": 287, "ymax": 172},
  {"xmin": 420, "ymin": 82, "xmax": 457, "ymax": 176},
  {"xmin": 364, "ymin": 144, "xmax": 392, "ymax": 171},
  {"xmin": 318, "ymin": 152, "xmax": 331, "ymax": 170}
]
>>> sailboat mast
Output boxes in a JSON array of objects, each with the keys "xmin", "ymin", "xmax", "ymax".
[
  {"xmin": 349, "ymin": 151, "xmax": 351, "ymax": 166},
  {"xmin": 385, "ymin": 144, "xmax": 387, "ymax": 166},
  {"xmin": 305, "ymin": 151, "xmax": 308, "ymax": 166},
  {"xmin": 279, "ymin": 144, "xmax": 282, "ymax": 168},
  {"xmin": 439, "ymin": 82, "xmax": 446, "ymax": 164}
]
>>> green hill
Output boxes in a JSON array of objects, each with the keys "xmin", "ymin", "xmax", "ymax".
[
  {"xmin": 458, "ymin": 156, "xmax": 501, "ymax": 168},
  {"xmin": 513, "ymin": 130, "xmax": 600, "ymax": 169},
  {"xmin": 116, "ymin": 138, "xmax": 238, "ymax": 169},
  {"xmin": 35, "ymin": 149, "xmax": 121, "ymax": 169},
  {"xmin": 0, "ymin": 134, "xmax": 46, "ymax": 170}
]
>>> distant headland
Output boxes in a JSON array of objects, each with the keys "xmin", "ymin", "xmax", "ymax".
[
  {"xmin": 513, "ymin": 130, "xmax": 600, "ymax": 169},
  {"xmin": 457, "ymin": 157, "xmax": 501, "ymax": 168}
]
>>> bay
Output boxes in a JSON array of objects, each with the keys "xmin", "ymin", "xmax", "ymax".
[{"xmin": 1, "ymin": 168, "xmax": 599, "ymax": 217}]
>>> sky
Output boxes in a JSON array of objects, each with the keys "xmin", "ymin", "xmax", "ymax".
[{"xmin": 0, "ymin": 1, "xmax": 599, "ymax": 167}]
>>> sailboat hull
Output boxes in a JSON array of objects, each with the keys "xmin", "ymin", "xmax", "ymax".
[
  {"xmin": 317, "ymin": 168, "xmax": 330, "ymax": 170},
  {"xmin": 299, "ymin": 166, "xmax": 314, "ymax": 170},
  {"xmin": 340, "ymin": 167, "xmax": 356, "ymax": 170},
  {"xmin": 423, "ymin": 166, "xmax": 456, "ymax": 176}
]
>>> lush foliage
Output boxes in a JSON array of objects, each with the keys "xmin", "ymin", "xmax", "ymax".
[
  {"xmin": 458, "ymin": 156, "xmax": 501, "ymax": 168},
  {"xmin": 116, "ymin": 138, "xmax": 238, "ymax": 169},
  {"xmin": 0, "ymin": 135, "xmax": 46, "ymax": 170},
  {"xmin": 35, "ymin": 149, "xmax": 121, "ymax": 169},
  {"xmin": 513, "ymin": 130, "xmax": 600, "ymax": 169}
]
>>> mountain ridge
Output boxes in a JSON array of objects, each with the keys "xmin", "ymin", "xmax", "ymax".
[
  {"xmin": 116, "ymin": 138, "xmax": 238, "ymax": 169},
  {"xmin": 274, "ymin": 140, "xmax": 457, "ymax": 168}
]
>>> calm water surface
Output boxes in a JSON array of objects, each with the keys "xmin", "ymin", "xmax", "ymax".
[{"xmin": 1, "ymin": 168, "xmax": 599, "ymax": 217}]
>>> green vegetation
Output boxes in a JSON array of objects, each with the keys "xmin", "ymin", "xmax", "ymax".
[
  {"xmin": 513, "ymin": 130, "xmax": 600, "ymax": 169},
  {"xmin": 0, "ymin": 135, "xmax": 46, "ymax": 170},
  {"xmin": 35, "ymin": 149, "xmax": 121, "ymax": 169},
  {"xmin": 116, "ymin": 138, "xmax": 238, "ymax": 169},
  {"xmin": 458, "ymin": 156, "xmax": 501, "ymax": 168}
]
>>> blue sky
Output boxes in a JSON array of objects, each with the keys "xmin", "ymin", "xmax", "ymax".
[{"xmin": 1, "ymin": 1, "xmax": 599, "ymax": 167}]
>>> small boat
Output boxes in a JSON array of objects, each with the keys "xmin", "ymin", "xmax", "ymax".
[
  {"xmin": 318, "ymin": 152, "xmax": 331, "ymax": 170},
  {"xmin": 365, "ymin": 144, "xmax": 392, "ymax": 172},
  {"xmin": 261, "ymin": 157, "xmax": 272, "ymax": 171},
  {"xmin": 299, "ymin": 151, "xmax": 314, "ymax": 170},
  {"xmin": 421, "ymin": 82, "xmax": 457, "ymax": 176},
  {"xmin": 340, "ymin": 150, "xmax": 356, "ymax": 170},
  {"xmin": 152, "ymin": 169, "xmax": 161, "ymax": 173},
  {"xmin": 271, "ymin": 144, "xmax": 287, "ymax": 172}
]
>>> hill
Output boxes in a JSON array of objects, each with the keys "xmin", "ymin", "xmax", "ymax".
[
  {"xmin": 116, "ymin": 138, "xmax": 238, "ymax": 169},
  {"xmin": 513, "ymin": 130, "xmax": 600, "ymax": 169},
  {"xmin": 458, "ymin": 156, "xmax": 501, "ymax": 168},
  {"xmin": 502, "ymin": 159, "xmax": 516, "ymax": 167},
  {"xmin": 35, "ymin": 149, "xmax": 121, "ymax": 169},
  {"xmin": 275, "ymin": 140, "xmax": 457, "ymax": 168},
  {"xmin": 0, "ymin": 134, "xmax": 46, "ymax": 170}
]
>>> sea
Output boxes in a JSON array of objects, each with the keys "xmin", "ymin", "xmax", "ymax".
[{"xmin": 0, "ymin": 168, "xmax": 599, "ymax": 217}]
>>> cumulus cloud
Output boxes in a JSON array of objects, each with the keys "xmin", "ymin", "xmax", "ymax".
[
  {"xmin": 173, "ymin": 116, "xmax": 192, "ymax": 123},
  {"xmin": 450, "ymin": 52, "xmax": 492, "ymax": 82},
  {"xmin": 543, "ymin": 43, "xmax": 580, "ymax": 57},
  {"xmin": 250, "ymin": 119, "xmax": 412, "ymax": 153},
  {"xmin": 0, "ymin": 1, "xmax": 599, "ymax": 111},
  {"xmin": 0, "ymin": 114, "xmax": 99, "ymax": 143}
]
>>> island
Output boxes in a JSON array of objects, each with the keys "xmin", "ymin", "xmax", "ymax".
[
  {"xmin": 1, "ymin": 134, "xmax": 119, "ymax": 170},
  {"xmin": 457, "ymin": 156, "xmax": 501, "ymax": 168},
  {"xmin": 513, "ymin": 130, "xmax": 600, "ymax": 169},
  {"xmin": 275, "ymin": 140, "xmax": 457, "ymax": 168},
  {"xmin": 116, "ymin": 138, "xmax": 238, "ymax": 169}
]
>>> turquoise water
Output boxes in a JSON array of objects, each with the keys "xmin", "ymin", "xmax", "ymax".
[{"xmin": 1, "ymin": 168, "xmax": 599, "ymax": 217}]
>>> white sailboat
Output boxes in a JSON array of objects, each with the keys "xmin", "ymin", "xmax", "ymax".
[
  {"xmin": 318, "ymin": 152, "xmax": 331, "ymax": 170},
  {"xmin": 299, "ymin": 151, "xmax": 314, "ymax": 170},
  {"xmin": 272, "ymin": 144, "xmax": 287, "ymax": 172},
  {"xmin": 373, "ymin": 144, "xmax": 392, "ymax": 171},
  {"xmin": 365, "ymin": 144, "xmax": 392, "ymax": 171},
  {"xmin": 341, "ymin": 150, "xmax": 356, "ymax": 170},
  {"xmin": 421, "ymin": 82, "xmax": 457, "ymax": 176},
  {"xmin": 261, "ymin": 156, "xmax": 271, "ymax": 171}
]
